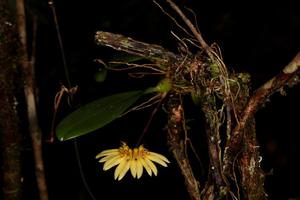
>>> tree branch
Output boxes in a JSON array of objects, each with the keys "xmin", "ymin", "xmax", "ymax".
[
  {"xmin": 16, "ymin": 0, "xmax": 49, "ymax": 199},
  {"xmin": 201, "ymin": 98, "xmax": 228, "ymax": 198},
  {"xmin": 166, "ymin": 95, "xmax": 201, "ymax": 200},
  {"xmin": 95, "ymin": 31, "xmax": 178, "ymax": 66},
  {"xmin": 224, "ymin": 52, "xmax": 300, "ymax": 172},
  {"xmin": 235, "ymin": 52, "xmax": 300, "ymax": 136}
]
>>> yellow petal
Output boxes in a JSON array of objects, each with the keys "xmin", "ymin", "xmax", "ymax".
[
  {"xmin": 103, "ymin": 155, "xmax": 123, "ymax": 171},
  {"xmin": 99, "ymin": 154, "xmax": 119, "ymax": 163},
  {"xmin": 114, "ymin": 158, "xmax": 126, "ymax": 180},
  {"xmin": 115, "ymin": 159, "xmax": 130, "ymax": 181},
  {"xmin": 95, "ymin": 149, "xmax": 118, "ymax": 159},
  {"xmin": 118, "ymin": 161, "xmax": 130, "ymax": 181},
  {"xmin": 144, "ymin": 158, "xmax": 158, "ymax": 176},
  {"xmin": 149, "ymin": 152, "xmax": 170, "ymax": 163},
  {"xmin": 130, "ymin": 160, "xmax": 137, "ymax": 178},
  {"xmin": 147, "ymin": 153, "xmax": 169, "ymax": 167},
  {"xmin": 140, "ymin": 157, "xmax": 152, "ymax": 176},
  {"xmin": 136, "ymin": 160, "xmax": 143, "ymax": 179}
]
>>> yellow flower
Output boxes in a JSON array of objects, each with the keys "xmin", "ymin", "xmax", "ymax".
[{"xmin": 95, "ymin": 142, "xmax": 170, "ymax": 180}]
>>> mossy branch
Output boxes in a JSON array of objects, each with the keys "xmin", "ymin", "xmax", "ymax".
[
  {"xmin": 95, "ymin": 31, "xmax": 178, "ymax": 67},
  {"xmin": 166, "ymin": 95, "xmax": 201, "ymax": 200},
  {"xmin": 223, "ymin": 52, "xmax": 300, "ymax": 174}
]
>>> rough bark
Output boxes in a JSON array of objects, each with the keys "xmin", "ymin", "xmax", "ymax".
[
  {"xmin": 166, "ymin": 95, "xmax": 201, "ymax": 200},
  {"xmin": 0, "ymin": 0, "xmax": 22, "ymax": 199},
  {"xmin": 16, "ymin": 0, "xmax": 49, "ymax": 199},
  {"xmin": 223, "ymin": 73, "xmax": 267, "ymax": 200},
  {"xmin": 223, "ymin": 53, "xmax": 300, "ymax": 200},
  {"xmin": 95, "ymin": 31, "xmax": 179, "ymax": 66}
]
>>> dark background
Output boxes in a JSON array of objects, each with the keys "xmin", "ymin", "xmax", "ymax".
[{"xmin": 21, "ymin": 0, "xmax": 300, "ymax": 199}]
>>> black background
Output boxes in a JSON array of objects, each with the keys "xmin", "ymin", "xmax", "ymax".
[{"xmin": 21, "ymin": 0, "xmax": 300, "ymax": 199}]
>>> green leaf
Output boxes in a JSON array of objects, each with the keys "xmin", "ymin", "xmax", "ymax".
[{"xmin": 56, "ymin": 90, "xmax": 144, "ymax": 141}]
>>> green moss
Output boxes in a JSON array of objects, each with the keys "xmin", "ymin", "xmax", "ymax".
[{"xmin": 209, "ymin": 62, "xmax": 220, "ymax": 78}]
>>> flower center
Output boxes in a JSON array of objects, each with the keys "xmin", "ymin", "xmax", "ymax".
[{"xmin": 118, "ymin": 143, "xmax": 151, "ymax": 160}]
